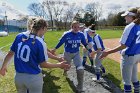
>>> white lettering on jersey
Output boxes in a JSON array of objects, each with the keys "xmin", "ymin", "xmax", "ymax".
[
  {"xmin": 136, "ymin": 31, "xmax": 140, "ymax": 44},
  {"xmin": 17, "ymin": 42, "xmax": 31, "ymax": 62}
]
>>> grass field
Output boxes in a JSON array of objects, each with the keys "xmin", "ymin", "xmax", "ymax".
[{"xmin": 0, "ymin": 30, "xmax": 139, "ymax": 93}]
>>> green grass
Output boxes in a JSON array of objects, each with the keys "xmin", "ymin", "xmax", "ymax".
[
  {"xmin": 102, "ymin": 58, "xmax": 140, "ymax": 92},
  {"xmin": 102, "ymin": 58, "xmax": 123, "ymax": 89},
  {"xmin": 0, "ymin": 30, "xmax": 140, "ymax": 93},
  {"xmin": 0, "ymin": 32, "xmax": 17, "ymax": 52},
  {"xmin": 0, "ymin": 63, "xmax": 16, "ymax": 93},
  {"xmin": 97, "ymin": 30, "xmax": 123, "ymax": 39},
  {"xmin": 42, "ymin": 60, "xmax": 73, "ymax": 93}
]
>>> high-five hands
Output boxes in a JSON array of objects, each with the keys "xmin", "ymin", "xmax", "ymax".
[
  {"xmin": 50, "ymin": 49, "xmax": 56, "ymax": 55},
  {"xmin": 100, "ymin": 51, "xmax": 109, "ymax": 59},
  {"xmin": 59, "ymin": 61, "xmax": 71, "ymax": 71}
]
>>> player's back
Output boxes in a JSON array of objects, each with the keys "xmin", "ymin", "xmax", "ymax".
[
  {"xmin": 11, "ymin": 33, "xmax": 48, "ymax": 74},
  {"xmin": 121, "ymin": 22, "xmax": 140, "ymax": 55}
]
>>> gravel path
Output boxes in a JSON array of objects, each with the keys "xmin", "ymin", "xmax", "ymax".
[{"xmin": 67, "ymin": 64, "xmax": 123, "ymax": 93}]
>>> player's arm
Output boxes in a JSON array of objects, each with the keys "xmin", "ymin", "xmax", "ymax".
[
  {"xmin": 94, "ymin": 36, "xmax": 103, "ymax": 53},
  {"xmin": 81, "ymin": 34, "xmax": 95, "ymax": 57},
  {"xmin": 40, "ymin": 61, "xmax": 70, "ymax": 70},
  {"xmin": 47, "ymin": 51, "xmax": 64, "ymax": 62},
  {"xmin": 47, "ymin": 48, "xmax": 51, "ymax": 53},
  {"xmin": 100, "ymin": 44, "xmax": 126, "ymax": 59},
  {"xmin": 0, "ymin": 51, "xmax": 14, "ymax": 76},
  {"xmin": 81, "ymin": 35, "xmax": 93, "ymax": 53},
  {"xmin": 100, "ymin": 27, "xmax": 133, "ymax": 59},
  {"xmin": 39, "ymin": 42, "xmax": 70, "ymax": 69},
  {"xmin": 51, "ymin": 33, "xmax": 66, "ymax": 54},
  {"xmin": 96, "ymin": 48, "xmax": 102, "ymax": 52},
  {"xmin": 0, "ymin": 35, "xmax": 18, "ymax": 76}
]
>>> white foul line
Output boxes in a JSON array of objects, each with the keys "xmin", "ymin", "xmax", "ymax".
[{"xmin": 0, "ymin": 43, "xmax": 12, "ymax": 50}]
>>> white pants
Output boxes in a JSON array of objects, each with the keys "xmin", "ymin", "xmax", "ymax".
[{"xmin": 121, "ymin": 54, "xmax": 140, "ymax": 85}]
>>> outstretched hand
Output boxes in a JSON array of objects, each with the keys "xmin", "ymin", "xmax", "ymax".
[
  {"xmin": 50, "ymin": 49, "xmax": 56, "ymax": 55},
  {"xmin": 100, "ymin": 51, "xmax": 109, "ymax": 59},
  {"xmin": 0, "ymin": 66, "xmax": 7, "ymax": 76},
  {"xmin": 59, "ymin": 61, "xmax": 71, "ymax": 70},
  {"xmin": 57, "ymin": 57, "xmax": 65, "ymax": 62}
]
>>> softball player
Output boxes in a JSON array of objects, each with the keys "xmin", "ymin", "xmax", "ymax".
[
  {"xmin": 0, "ymin": 18, "xmax": 70, "ymax": 93},
  {"xmin": 26, "ymin": 17, "xmax": 64, "ymax": 62},
  {"xmin": 88, "ymin": 27, "xmax": 106, "ymax": 81},
  {"xmin": 79, "ymin": 24, "xmax": 94, "ymax": 67},
  {"xmin": 100, "ymin": 8, "xmax": 140, "ymax": 93},
  {"xmin": 26, "ymin": 17, "xmax": 64, "ymax": 93},
  {"xmin": 51, "ymin": 21, "xmax": 95, "ymax": 93}
]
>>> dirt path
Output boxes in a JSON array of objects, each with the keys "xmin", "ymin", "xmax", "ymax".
[{"xmin": 103, "ymin": 38, "xmax": 140, "ymax": 72}]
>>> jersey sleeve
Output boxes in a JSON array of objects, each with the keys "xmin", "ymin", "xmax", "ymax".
[
  {"xmin": 94, "ymin": 35, "xmax": 102, "ymax": 49},
  {"xmin": 81, "ymin": 33, "xmax": 92, "ymax": 53},
  {"xmin": 120, "ymin": 23, "xmax": 135, "ymax": 47},
  {"xmin": 10, "ymin": 35, "xmax": 19, "ymax": 52},
  {"xmin": 81, "ymin": 33, "xmax": 87, "ymax": 46},
  {"xmin": 87, "ymin": 33, "xmax": 93, "ymax": 43},
  {"xmin": 83, "ymin": 29, "xmax": 88, "ymax": 39},
  {"xmin": 38, "ymin": 41, "xmax": 48, "ymax": 64}
]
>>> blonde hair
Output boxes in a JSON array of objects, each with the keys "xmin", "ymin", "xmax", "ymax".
[
  {"xmin": 27, "ymin": 16, "xmax": 38, "ymax": 31},
  {"xmin": 71, "ymin": 20, "xmax": 79, "ymax": 28},
  {"xmin": 23, "ymin": 18, "xmax": 48, "ymax": 44}
]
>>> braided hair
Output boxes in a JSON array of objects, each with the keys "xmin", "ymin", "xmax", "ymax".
[{"xmin": 27, "ymin": 17, "xmax": 37, "ymax": 31}]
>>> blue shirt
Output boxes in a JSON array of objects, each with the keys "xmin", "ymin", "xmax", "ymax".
[
  {"xmin": 55, "ymin": 30, "xmax": 88, "ymax": 53},
  {"xmin": 120, "ymin": 22, "xmax": 140, "ymax": 55},
  {"xmin": 87, "ymin": 33, "xmax": 93, "ymax": 43},
  {"xmin": 92, "ymin": 34, "xmax": 105, "ymax": 51},
  {"xmin": 83, "ymin": 28, "xmax": 93, "ymax": 43},
  {"xmin": 10, "ymin": 33, "xmax": 48, "ymax": 74}
]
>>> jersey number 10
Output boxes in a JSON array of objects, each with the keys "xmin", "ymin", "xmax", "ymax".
[{"xmin": 17, "ymin": 42, "xmax": 31, "ymax": 62}]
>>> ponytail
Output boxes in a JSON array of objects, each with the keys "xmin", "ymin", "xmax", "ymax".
[
  {"xmin": 23, "ymin": 18, "xmax": 47, "ymax": 45},
  {"xmin": 134, "ymin": 8, "xmax": 140, "ymax": 25}
]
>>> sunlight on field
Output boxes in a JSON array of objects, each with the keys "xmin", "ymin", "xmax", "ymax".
[{"xmin": 0, "ymin": 30, "xmax": 139, "ymax": 92}]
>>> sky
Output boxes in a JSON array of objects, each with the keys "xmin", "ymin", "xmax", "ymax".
[
  {"xmin": 5, "ymin": 0, "xmax": 39, "ymax": 14},
  {"xmin": 1, "ymin": 0, "xmax": 140, "ymax": 19}
]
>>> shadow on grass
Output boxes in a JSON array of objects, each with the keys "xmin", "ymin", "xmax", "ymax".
[
  {"xmin": 84, "ymin": 64, "xmax": 123, "ymax": 93},
  {"xmin": 65, "ymin": 77, "xmax": 77, "ymax": 93},
  {"xmin": 42, "ymin": 70, "xmax": 61, "ymax": 93}
]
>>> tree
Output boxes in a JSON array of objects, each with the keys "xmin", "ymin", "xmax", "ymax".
[
  {"xmin": 85, "ymin": 2, "xmax": 102, "ymax": 21},
  {"xmin": 106, "ymin": 12, "xmax": 125, "ymax": 26},
  {"xmin": 28, "ymin": 1, "xmax": 102, "ymax": 30},
  {"xmin": 83, "ymin": 12, "xmax": 95, "ymax": 27},
  {"xmin": 52, "ymin": 1, "xmax": 68, "ymax": 30},
  {"xmin": 28, "ymin": 3, "xmax": 47, "ymax": 18},
  {"xmin": 63, "ymin": 3, "xmax": 81, "ymax": 30}
]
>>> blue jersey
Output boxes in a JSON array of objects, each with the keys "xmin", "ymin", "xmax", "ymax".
[
  {"xmin": 55, "ymin": 30, "xmax": 88, "ymax": 53},
  {"xmin": 83, "ymin": 28, "xmax": 93, "ymax": 43},
  {"xmin": 10, "ymin": 33, "xmax": 48, "ymax": 74},
  {"xmin": 92, "ymin": 34, "xmax": 105, "ymax": 51},
  {"xmin": 87, "ymin": 33, "xmax": 93, "ymax": 43},
  {"xmin": 120, "ymin": 22, "xmax": 140, "ymax": 55}
]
